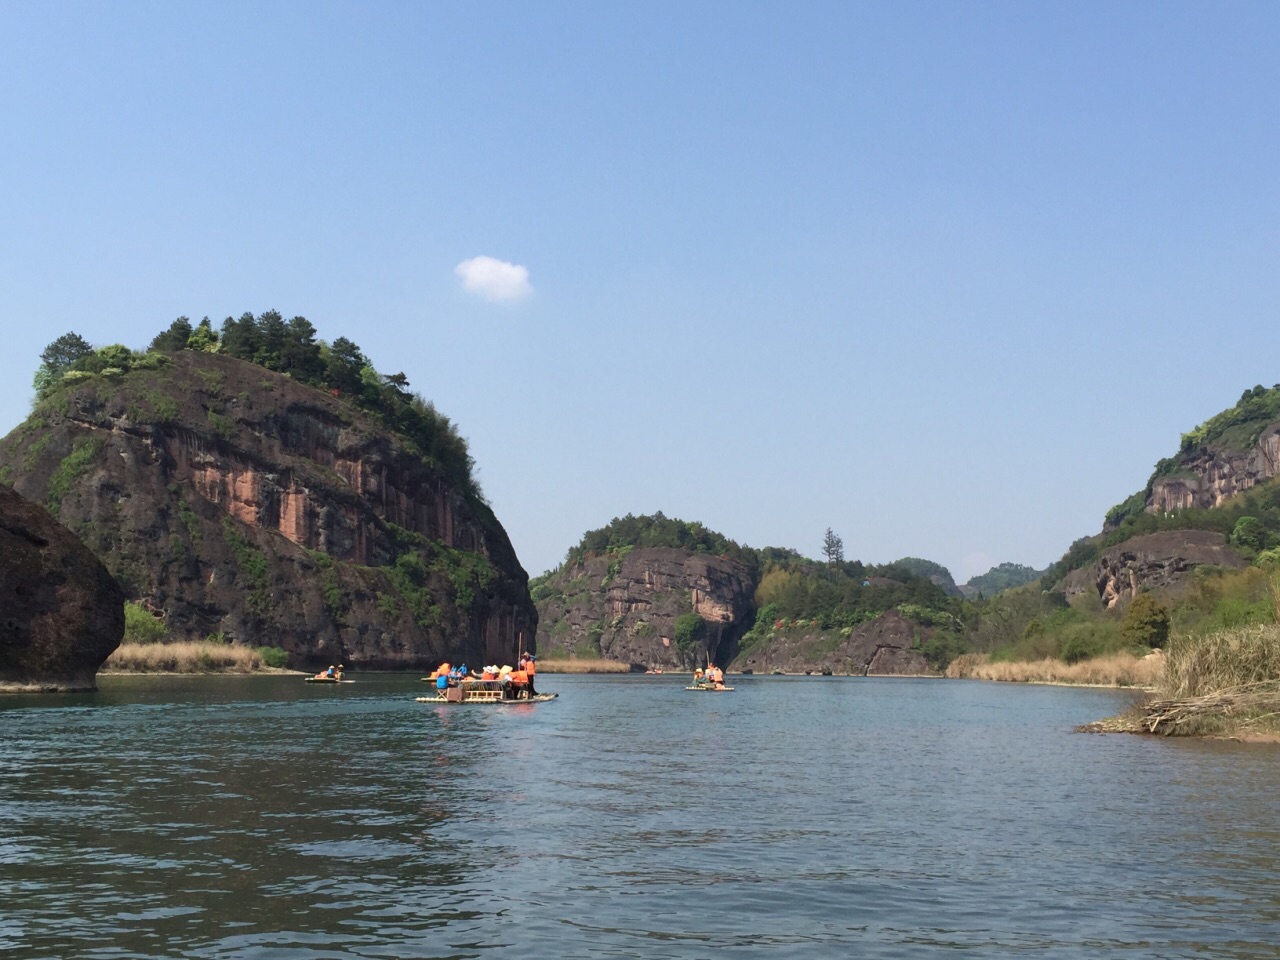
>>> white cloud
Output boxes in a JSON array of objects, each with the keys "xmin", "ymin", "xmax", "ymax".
[{"xmin": 454, "ymin": 255, "xmax": 533, "ymax": 302}]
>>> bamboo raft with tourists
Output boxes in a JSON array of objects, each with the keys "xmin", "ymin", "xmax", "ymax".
[
  {"xmin": 417, "ymin": 655, "xmax": 555, "ymax": 704},
  {"xmin": 686, "ymin": 665, "xmax": 733, "ymax": 691},
  {"xmin": 306, "ymin": 664, "xmax": 350, "ymax": 683}
]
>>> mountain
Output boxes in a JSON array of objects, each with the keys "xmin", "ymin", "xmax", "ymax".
[
  {"xmin": 532, "ymin": 514, "xmax": 961, "ymax": 674},
  {"xmin": 0, "ymin": 346, "xmax": 535, "ymax": 670},
  {"xmin": 1040, "ymin": 384, "xmax": 1280, "ymax": 602},
  {"xmin": 534, "ymin": 546, "xmax": 756, "ymax": 670},
  {"xmin": 893, "ymin": 557, "xmax": 962, "ymax": 596},
  {"xmin": 960, "ymin": 562, "xmax": 1044, "ymax": 598}
]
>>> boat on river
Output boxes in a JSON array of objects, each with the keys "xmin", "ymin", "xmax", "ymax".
[
  {"xmin": 305, "ymin": 676, "xmax": 353, "ymax": 684},
  {"xmin": 685, "ymin": 684, "xmax": 734, "ymax": 692},
  {"xmin": 416, "ymin": 681, "xmax": 558, "ymax": 705}
]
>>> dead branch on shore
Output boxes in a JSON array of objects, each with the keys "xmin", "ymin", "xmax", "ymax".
[
  {"xmin": 1076, "ymin": 680, "xmax": 1280, "ymax": 736},
  {"xmin": 1139, "ymin": 680, "xmax": 1280, "ymax": 734}
]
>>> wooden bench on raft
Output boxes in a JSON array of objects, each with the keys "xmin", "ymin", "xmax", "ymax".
[{"xmin": 450, "ymin": 680, "xmax": 516, "ymax": 702}]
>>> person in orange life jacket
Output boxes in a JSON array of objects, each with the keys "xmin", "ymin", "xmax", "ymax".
[{"xmin": 519, "ymin": 653, "xmax": 537, "ymax": 696}]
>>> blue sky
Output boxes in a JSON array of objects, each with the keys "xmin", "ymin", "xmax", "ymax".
[{"xmin": 2, "ymin": 1, "xmax": 1278, "ymax": 582}]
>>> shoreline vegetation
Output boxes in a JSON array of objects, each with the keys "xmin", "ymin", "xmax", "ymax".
[
  {"xmin": 1076, "ymin": 623, "xmax": 1280, "ymax": 740},
  {"xmin": 531, "ymin": 658, "xmax": 631, "ymax": 674},
  {"xmin": 104, "ymin": 642, "xmax": 292, "ymax": 674},
  {"xmin": 946, "ymin": 651, "xmax": 1164, "ymax": 688}
]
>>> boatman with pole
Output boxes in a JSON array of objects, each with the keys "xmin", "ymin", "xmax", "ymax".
[{"xmin": 520, "ymin": 651, "xmax": 537, "ymax": 697}]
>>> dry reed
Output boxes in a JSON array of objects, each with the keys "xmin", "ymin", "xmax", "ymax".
[
  {"xmin": 1162, "ymin": 624, "xmax": 1280, "ymax": 699},
  {"xmin": 104, "ymin": 642, "xmax": 269, "ymax": 674},
  {"xmin": 535, "ymin": 658, "xmax": 632, "ymax": 674},
  {"xmin": 946, "ymin": 651, "xmax": 1163, "ymax": 688}
]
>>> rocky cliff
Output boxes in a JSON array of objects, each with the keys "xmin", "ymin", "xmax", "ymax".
[
  {"xmin": 1060, "ymin": 530, "xmax": 1246, "ymax": 608},
  {"xmin": 0, "ymin": 351, "xmax": 535, "ymax": 669},
  {"xmin": 1, "ymin": 484, "xmax": 124, "ymax": 692},
  {"xmin": 533, "ymin": 547, "xmax": 755, "ymax": 670},
  {"xmin": 731, "ymin": 609, "xmax": 939, "ymax": 676},
  {"xmin": 1148, "ymin": 423, "xmax": 1280, "ymax": 513}
]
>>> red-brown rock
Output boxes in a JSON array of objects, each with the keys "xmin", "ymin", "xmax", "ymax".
[{"xmin": 1, "ymin": 484, "xmax": 124, "ymax": 692}]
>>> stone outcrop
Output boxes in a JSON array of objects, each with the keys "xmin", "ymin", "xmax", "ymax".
[
  {"xmin": 1061, "ymin": 530, "xmax": 1246, "ymax": 609},
  {"xmin": 1, "ymin": 484, "xmax": 124, "ymax": 692},
  {"xmin": 732, "ymin": 609, "xmax": 939, "ymax": 677},
  {"xmin": 535, "ymin": 547, "xmax": 755, "ymax": 669},
  {"xmin": 1148, "ymin": 424, "xmax": 1280, "ymax": 513},
  {"xmin": 0, "ymin": 351, "xmax": 535, "ymax": 669}
]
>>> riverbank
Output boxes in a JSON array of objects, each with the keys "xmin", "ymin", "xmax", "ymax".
[{"xmin": 1078, "ymin": 624, "xmax": 1280, "ymax": 740}]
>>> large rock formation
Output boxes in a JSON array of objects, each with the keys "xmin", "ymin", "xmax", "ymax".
[
  {"xmin": 534, "ymin": 547, "xmax": 755, "ymax": 670},
  {"xmin": 1060, "ymin": 530, "xmax": 1246, "ymax": 608},
  {"xmin": 1148, "ymin": 424, "xmax": 1280, "ymax": 513},
  {"xmin": 1, "ymin": 484, "xmax": 124, "ymax": 692},
  {"xmin": 0, "ymin": 351, "xmax": 535, "ymax": 669},
  {"xmin": 732, "ymin": 609, "xmax": 939, "ymax": 676}
]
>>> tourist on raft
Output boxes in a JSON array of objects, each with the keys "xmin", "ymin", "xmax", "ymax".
[{"xmin": 519, "ymin": 652, "xmax": 537, "ymax": 696}]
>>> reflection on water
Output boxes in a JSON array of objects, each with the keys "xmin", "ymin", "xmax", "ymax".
[{"xmin": 1, "ymin": 674, "xmax": 1278, "ymax": 958}]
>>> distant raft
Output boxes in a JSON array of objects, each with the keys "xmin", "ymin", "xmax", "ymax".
[
  {"xmin": 305, "ymin": 676, "xmax": 353, "ymax": 683},
  {"xmin": 685, "ymin": 684, "xmax": 735, "ymax": 692}
]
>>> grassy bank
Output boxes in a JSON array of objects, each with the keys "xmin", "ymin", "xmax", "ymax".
[
  {"xmin": 1079, "ymin": 624, "xmax": 1280, "ymax": 739},
  {"xmin": 535, "ymin": 658, "xmax": 632, "ymax": 674},
  {"xmin": 103, "ymin": 642, "xmax": 288, "ymax": 674},
  {"xmin": 946, "ymin": 651, "xmax": 1163, "ymax": 688}
]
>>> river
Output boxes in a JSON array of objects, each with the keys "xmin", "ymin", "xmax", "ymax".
[{"xmin": 1, "ymin": 673, "xmax": 1277, "ymax": 959}]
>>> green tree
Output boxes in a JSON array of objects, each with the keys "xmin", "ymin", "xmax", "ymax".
[
  {"xmin": 1231, "ymin": 516, "xmax": 1266, "ymax": 552},
  {"xmin": 219, "ymin": 312, "xmax": 260, "ymax": 359},
  {"xmin": 33, "ymin": 331, "xmax": 94, "ymax": 402},
  {"xmin": 324, "ymin": 336, "xmax": 366, "ymax": 396},
  {"xmin": 1121, "ymin": 592, "xmax": 1170, "ymax": 649},
  {"xmin": 149, "ymin": 317, "xmax": 194, "ymax": 353},
  {"xmin": 280, "ymin": 315, "xmax": 323, "ymax": 382},
  {"xmin": 254, "ymin": 310, "xmax": 288, "ymax": 369},
  {"xmin": 187, "ymin": 317, "xmax": 219, "ymax": 352},
  {"xmin": 822, "ymin": 528, "xmax": 844, "ymax": 567}
]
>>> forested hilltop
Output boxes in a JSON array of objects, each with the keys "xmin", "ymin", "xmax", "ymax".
[
  {"xmin": 0, "ymin": 313, "xmax": 535, "ymax": 670},
  {"xmin": 533, "ymin": 514, "xmax": 968, "ymax": 674}
]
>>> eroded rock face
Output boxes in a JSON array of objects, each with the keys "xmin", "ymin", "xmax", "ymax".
[
  {"xmin": 1149, "ymin": 425, "xmax": 1280, "ymax": 513},
  {"xmin": 535, "ymin": 547, "xmax": 755, "ymax": 669},
  {"xmin": 0, "ymin": 352, "xmax": 535, "ymax": 669},
  {"xmin": 1061, "ymin": 530, "xmax": 1246, "ymax": 609},
  {"xmin": 1, "ymin": 484, "xmax": 124, "ymax": 692},
  {"xmin": 732, "ymin": 609, "xmax": 938, "ymax": 677}
]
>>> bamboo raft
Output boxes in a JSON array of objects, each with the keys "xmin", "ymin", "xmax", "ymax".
[
  {"xmin": 415, "ymin": 692, "xmax": 558, "ymax": 704},
  {"xmin": 685, "ymin": 685, "xmax": 734, "ymax": 692}
]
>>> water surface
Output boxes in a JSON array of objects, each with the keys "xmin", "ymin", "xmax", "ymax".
[{"xmin": 2, "ymin": 674, "xmax": 1278, "ymax": 958}]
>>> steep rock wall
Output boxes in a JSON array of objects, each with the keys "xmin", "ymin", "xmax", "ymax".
[
  {"xmin": 0, "ymin": 352, "xmax": 535, "ymax": 669},
  {"xmin": 1148, "ymin": 425, "xmax": 1280, "ymax": 513},
  {"xmin": 535, "ymin": 547, "xmax": 755, "ymax": 669},
  {"xmin": 1060, "ymin": 530, "xmax": 1246, "ymax": 608}
]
